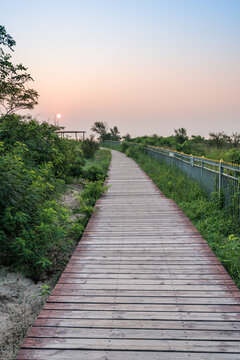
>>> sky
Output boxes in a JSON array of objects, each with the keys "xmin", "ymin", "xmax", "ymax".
[{"xmin": 1, "ymin": 0, "xmax": 240, "ymax": 137}]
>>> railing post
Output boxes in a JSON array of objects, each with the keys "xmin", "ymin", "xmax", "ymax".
[
  {"xmin": 201, "ymin": 156, "xmax": 204, "ymax": 184},
  {"xmin": 219, "ymin": 159, "xmax": 223, "ymax": 196},
  {"xmin": 190, "ymin": 155, "xmax": 194, "ymax": 167}
]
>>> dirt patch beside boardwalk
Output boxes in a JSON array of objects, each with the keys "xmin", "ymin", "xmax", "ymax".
[
  {"xmin": 0, "ymin": 184, "xmax": 82, "ymax": 360},
  {"xmin": 0, "ymin": 267, "xmax": 47, "ymax": 359}
]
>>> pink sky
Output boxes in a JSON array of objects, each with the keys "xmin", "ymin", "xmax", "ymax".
[{"xmin": 2, "ymin": 0, "xmax": 240, "ymax": 137}]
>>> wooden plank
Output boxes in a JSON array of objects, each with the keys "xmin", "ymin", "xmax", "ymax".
[
  {"xmin": 64, "ymin": 268, "xmax": 228, "ymax": 275},
  {"xmin": 54, "ymin": 283, "xmax": 237, "ymax": 291},
  {"xmin": 43, "ymin": 302, "xmax": 240, "ymax": 313},
  {"xmin": 38, "ymin": 309, "xmax": 240, "ymax": 321},
  {"xmin": 57, "ymin": 280, "xmax": 234, "ymax": 287},
  {"xmin": 56, "ymin": 278, "xmax": 234, "ymax": 285},
  {"xmin": 28, "ymin": 327, "xmax": 240, "ymax": 340},
  {"xmin": 51, "ymin": 288, "xmax": 240, "ymax": 297},
  {"xmin": 20, "ymin": 338, "xmax": 240, "ymax": 352},
  {"xmin": 16, "ymin": 350, "xmax": 240, "ymax": 360},
  {"xmin": 48, "ymin": 295, "xmax": 240, "ymax": 305},
  {"xmin": 33, "ymin": 318, "xmax": 240, "ymax": 331},
  {"xmin": 59, "ymin": 273, "xmax": 229, "ymax": 279}
]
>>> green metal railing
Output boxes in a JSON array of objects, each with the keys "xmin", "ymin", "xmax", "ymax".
[{"xmin": 145, "ymin": 145, "xmax": 240, "ymax": 210}]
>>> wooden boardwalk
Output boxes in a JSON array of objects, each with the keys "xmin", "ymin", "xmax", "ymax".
[{"xmin": 17, "ymin": 150, "xmax": 240, "ymax": 359}]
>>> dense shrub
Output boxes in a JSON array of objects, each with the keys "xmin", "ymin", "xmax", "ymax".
[
  {"xmin": 225, "ymin": 149, "xmax": 240, "ymax": 164},
  {"xmin": 0, "ymin": 140, "xmax": 68, "ymax": 278},
  {"xmin": 81, "ymin": 138, "xmax": 99, "ymax": 159},
  {"xmin": 0, "ymin": 114, "xmax": 86, "ymax": 179},
  {"xmin": 1, "ymin": 201, "xmax": 72, "ymax": 280},
  {"xmin": 0, "ymin": 115, "xmax": 61, "ymax": 165},
  {"xmin": 0, "ymin": 114, "xmax": 111, "ymax": 279},
  {"xmin": 124, "ymin": 132, "xmax": 240, "ymax": 163},
  {"xmin": 83, "ymin": 164, "xmax": 105, "ymax": 181},
  {"xmin": 83, "ymin": 148, "xmax": 112, "ymax": 181}
]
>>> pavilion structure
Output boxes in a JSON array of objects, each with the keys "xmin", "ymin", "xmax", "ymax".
[{"xmin": 56, "ymin": 130, "xmax": 86, "ymax": 140}]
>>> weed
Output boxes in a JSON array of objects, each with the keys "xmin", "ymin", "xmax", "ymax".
[{"xmin": 32, "ymin": 284, "xmax": 51, "ymax": 298}]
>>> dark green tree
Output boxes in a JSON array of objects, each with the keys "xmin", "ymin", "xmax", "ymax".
[
  {"xmin": 122, "ymin": 133, "xmax": 131, "ymax": 141},
  {"xmin": 209, "ymin": 132, "xmax": 231, "ymax": 148},
  {"xmin": 0, "ymin": 25, "xmax": 39, "ymax": 117},
  {"xmin": 110, "ymin": 126, "xmax": 121, "ymax": 141},
  {"xmin": 231, "ymin": 132, "xmax": 240, "ymax": 148},
  {"xmin": 174, "ymin": 128, "xmax": 188, "ymax": 144},
  {"xmin": 0, "ymin": 25, "xmax": 16, "ymax": 49},
  {"xmin": 91, "ymin": 121, "xmax": 108, "ymax": 141},
  {"xmin": 91, "ymin": 122, "xmax": 121, "ymax": 141}
]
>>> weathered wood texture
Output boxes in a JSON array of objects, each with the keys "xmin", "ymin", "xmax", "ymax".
[{"xmin": 17, "ymin": 150, "xmax": 240, "ymax": 359}]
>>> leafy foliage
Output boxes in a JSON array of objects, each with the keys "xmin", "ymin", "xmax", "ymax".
[
  {"xmin": 76, "ymin": 179, "xmax": 109, "ymax": 224},
  {"xmin": 0, "ymin": 114, "xmax": 86, "ymax": 178},
  {"xmin": 83, "ymin": 164, "xmax": 105, "ymax": 181},
  {"xmin": 91, "ymin": 121, "xmax": 121, "ymax": 141},
  {"xmin": 83, "ymin": 148, "xmax": 111, "ymax": 181},
  {"xmin": 81, "ymin": 137, "xmax": 99, "ymax": 159},
  {"xmin": 0, "ymin": 113, "xmax": 111, "ymax": 280},
  {"xmin": 0, "ymin": 25, "xmax": 16, "ymax": 49},
  {"xmin": 125, "ymin": 130, "xmax": 240, "ymax": 163},
  {"xmin": 0, "ymin": 26, "xmax": 38, "ymax": 116},
  {"xmin": 174, "ymin": 127, "xmax": 188, "ymax": 144}
]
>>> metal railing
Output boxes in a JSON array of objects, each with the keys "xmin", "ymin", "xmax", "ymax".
[
  {"xmin": 101, "ymin": 140, "xmax": 121, "ymax": 147},
  {"xmin": 102, "ymin": 140, "xmax": 240, "ymax": 214},
  {"xmin": 145, "ymin": 146, "xmax": 240, "ymax": 210}
]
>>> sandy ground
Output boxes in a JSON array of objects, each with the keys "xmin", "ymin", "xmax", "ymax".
[
  {"xmin": 0, "ymin": 184, "xmax": 82, "ymax": 360},
  {"xmin": 0, "ymin": 268, "xmax": 46, "ymax": 359},
  {"xmin": 60, "ymin": 183, "xmax": 83, "ymax": 221}
]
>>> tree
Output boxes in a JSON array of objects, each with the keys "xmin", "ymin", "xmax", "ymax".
[
  {"xmin": 0, "ymin": 25, "xmax": 39, "ymax": 117},
  {"xmin": 232, "ymin": 132, "xmax": 240, "ymax": 148},
  {"xmin": 209, "ymin": 132, "xmax": 231, "ymax": 148},
  {"xmin": 91, "ymin": 122, "xmax": 121, "ymax": 141},
  {"xmin": 191, "ymin": 135, "xmax": 205, "ymax": 143},
  {"xmin": 0, "ymin": 25, "xmax": 15, "ymax": 49},
  {"xmin": 174, "ymin": 128, "xmax": 188, "ymax": 144},
  {"xmin": 110, "ymin": 126, "xmax": 121, "ymax": 141},
  {"xmin": 122, "ymin": 133, "xmax": 131, "ymax": 141},
  {"xmin": 91, "ymin": 121, "xmax": 108, "ymax": 141}
]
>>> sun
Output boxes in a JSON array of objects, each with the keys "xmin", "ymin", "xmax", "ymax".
[{"xmin": 56, "ymin": 113, "xmax": 61, "ymax": 119}]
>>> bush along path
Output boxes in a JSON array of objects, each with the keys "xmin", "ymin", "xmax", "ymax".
[
  {"xmin": 0, "ymin": 114, "xmax": 111, "ymax": 359},
  {"xmin": 103, "ymin": 142, "xmax": 240, "ymax": 289}
]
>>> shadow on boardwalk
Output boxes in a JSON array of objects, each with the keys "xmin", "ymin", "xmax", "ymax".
[{"xmin": 17, "ymin": 150, "xmax": 240, "ymax": 359}]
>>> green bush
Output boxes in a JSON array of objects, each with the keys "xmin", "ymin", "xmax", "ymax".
[
  {"xmin": 0, "ymin": 141, "xmax": 69, "ymax": 278},
  {"xmin": 0, "ymin": 115, "xmax": 111, "ymax": 280},
  {"xmin": 77, "ymin": 180, "xmax": 109, "ymax": 226},
  {"xmin": 94, "ymin": 148, "xmax": 112, "ymax": 172},
  {"xmin": 83, "ymin": 164, "xmax": 105, "ymax": 181},
  {"xmin": 81, "ymin": 180, "xmax": 108, "ymax": 206},
  {"xmin": 81, "ymin": 138, "xmax": 99, "ymax": 159},
  {"xmin": 83, "ymin": 148, "xmax": 112, "ymax": 181},
  {"xmin": 225, "ymin": 149, "xmax": 240, "ymax": 164},
  {"xmin": 0, "ymin": 114, "xmax": 85, "ymax": 179}
]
